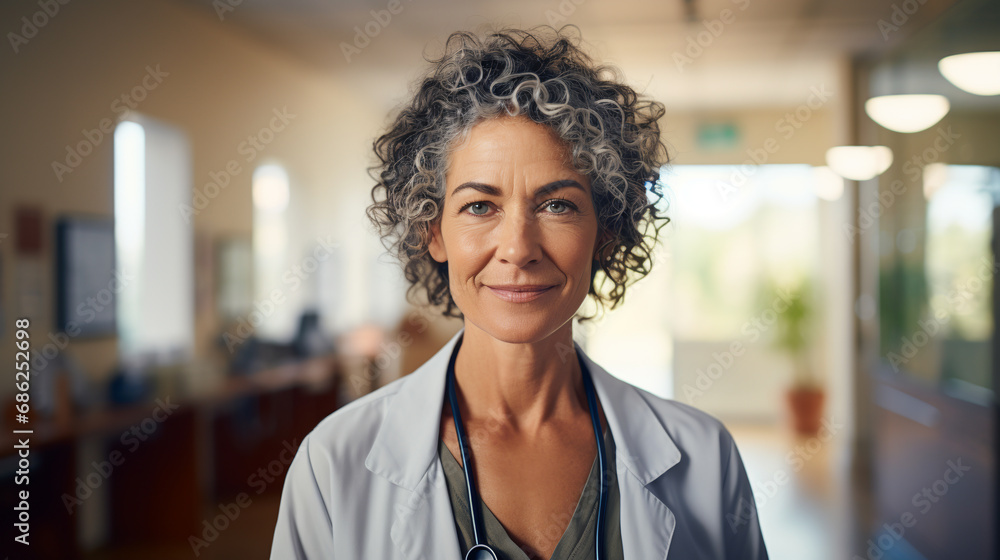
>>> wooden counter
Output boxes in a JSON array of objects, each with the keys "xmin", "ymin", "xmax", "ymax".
[{"xmin": 0, "ymin": 354, "xmax": 341, "ymax": 559}]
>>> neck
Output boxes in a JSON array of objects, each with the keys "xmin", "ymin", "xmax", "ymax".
[{"xmin": 452, "ymin": 321, "xmax": 588, "ymax": 436}]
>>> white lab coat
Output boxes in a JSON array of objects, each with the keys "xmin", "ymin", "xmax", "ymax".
[{"xmin": 270, "ymin": 327, "xmax": 769, "ymax": 559}]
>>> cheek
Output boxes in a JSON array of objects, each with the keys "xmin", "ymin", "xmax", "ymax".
[
  {"xmin": 549, "ymin": 229, "xmax": 597, "ymax": 284},
  {"xmin": 451, "ymin": 226, "xmax": 486, "ymax": 254},
  {"xmin": 573, "ymin": 253, "xmax": 595, "ymax": 286},
  {"xmin": 441, "ymin": 224, "xmax": 490, "ymax": 281},
  {"xmin": 564, "ymin": 226, "xmax": 598, "ymax": 258},
  {"xmin": 450, "ymin": 233, "xmax": 486, "ymax": 270}
]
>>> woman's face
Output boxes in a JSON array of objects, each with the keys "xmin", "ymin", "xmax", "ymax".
[{"xmin": 428, "ymin": 114, "xmax": 604, "ymax": 343}]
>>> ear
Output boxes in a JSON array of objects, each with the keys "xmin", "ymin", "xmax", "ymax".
[{"xmin": 427, "ymin": 219, "xmax": 447, "ymax": 263}]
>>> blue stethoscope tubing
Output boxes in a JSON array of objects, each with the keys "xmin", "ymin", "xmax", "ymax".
[{"xmin": 445, "ymin": 336, "xmax": 608, "ymax": 560}]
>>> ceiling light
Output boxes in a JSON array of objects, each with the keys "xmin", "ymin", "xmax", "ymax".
[
  {"xmin": 825, "ymin": 146, "xmax": 893, "ymax": 181},
  {"xmin": 938, "ymin": 52, "xmax": 1000, "ymax": 96},
  {"xmin": 864, "ymin": 94, "xmax": 950, "ymax": 133}
]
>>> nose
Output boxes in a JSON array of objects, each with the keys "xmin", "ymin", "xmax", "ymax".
[{"xmin": 495, "ymin": 205, "xmax": 543, "ymax": 267}]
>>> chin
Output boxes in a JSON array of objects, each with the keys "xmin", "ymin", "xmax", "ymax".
[{"xmin": 464, "ymin": 306, "xmax": 577, "ymax": 346}]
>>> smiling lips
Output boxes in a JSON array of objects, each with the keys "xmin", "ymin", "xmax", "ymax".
[{"xmin": 485, "ymin": 284, "xmax": 556, "ymax": 303}]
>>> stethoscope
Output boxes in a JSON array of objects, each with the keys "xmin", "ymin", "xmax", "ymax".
[{"xmin": 445, "ymin": 336, "xmax": 608, "ymax": 560}]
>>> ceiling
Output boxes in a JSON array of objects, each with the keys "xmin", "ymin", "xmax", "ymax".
[
  {"xmin": 867, "ymin": 0, "xmax": 1000, "ymax": 110},
  {"xmin": 170, "ymin": 0, "xmax": 975, "ymax": 111}
]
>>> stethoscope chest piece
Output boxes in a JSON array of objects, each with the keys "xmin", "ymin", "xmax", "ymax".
[{"xmin": 465, "ymin": 544, "xmax": 499, "ymax": 560}]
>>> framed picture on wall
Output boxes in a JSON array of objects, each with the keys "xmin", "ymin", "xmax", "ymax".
[
  {"xmin": 216, "ymin": 235, "xmax": 252, "ymax": 322},
  {"xmin": 56, "ymin": 215, "xmax": 117, "ymax": 338}
]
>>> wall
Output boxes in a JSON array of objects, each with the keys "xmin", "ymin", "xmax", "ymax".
[{"xmin": 0, "ymin": 0, "xmax": 386, "ymax": 396}]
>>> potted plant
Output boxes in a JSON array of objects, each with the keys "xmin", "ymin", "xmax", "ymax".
[{"xmin": 764, "ymin": 277, "xmax": 824, "ymax": 436}]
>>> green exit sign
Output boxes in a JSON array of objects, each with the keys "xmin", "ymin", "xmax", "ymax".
[{"xmin": 696, "ymin": 122, "xmax": 740, "ymax": 151}]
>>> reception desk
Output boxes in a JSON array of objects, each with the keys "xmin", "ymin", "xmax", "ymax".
[{"xmin": 0, "ymin": 354, "xmax": 341, "ymax": 559}]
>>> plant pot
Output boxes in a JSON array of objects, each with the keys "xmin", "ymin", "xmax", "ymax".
[{"xmin": 786, "ymin": 386, "xmax": 825, "ymax": 436}]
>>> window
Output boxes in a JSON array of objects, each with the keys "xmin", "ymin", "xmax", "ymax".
[
  {"xmin": 880, "ymin": 163, "xmax": 1000, "ymax": 393},
  {"xmin": 113, "ymin": 115, "xmax": 194, "ymax": 364},
  {"xmin": 251, "ymin": 163, "xmax": 294, "ymax": 340},
  {"xmin": 585, "ymin": 164, "xmax": 832, "ymax": 420}
]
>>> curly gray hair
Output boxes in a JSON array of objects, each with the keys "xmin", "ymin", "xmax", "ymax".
[{"xmin": 365, "ymin": 24, "xmax": 670, "ymax": 322}]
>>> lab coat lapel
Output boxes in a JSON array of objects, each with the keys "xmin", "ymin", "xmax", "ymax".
[
  {"xmin": 389, "ymin": 458, "xmax": 463, "ymax": 560},
  {"xmin": 366, "ymin": 328, "xmax": 464, "ymax": 560},
  {"xmin": 576, "ymin": 338, "xmax": 682, "ymax": 559}
]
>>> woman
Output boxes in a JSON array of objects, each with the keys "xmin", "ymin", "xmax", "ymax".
[{"xmin": 271, "ymin": 25, "xmax": 768, "ymax": 559}]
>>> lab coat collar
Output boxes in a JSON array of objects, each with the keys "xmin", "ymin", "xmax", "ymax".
[{"xmin": 365, "ymin": 326, "xmax": 681, "ymax": 559}]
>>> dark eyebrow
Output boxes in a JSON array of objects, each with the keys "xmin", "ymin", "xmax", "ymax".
[{"xmin": 451, "ymin": 179, "xmax": 586, "ymax": 198}]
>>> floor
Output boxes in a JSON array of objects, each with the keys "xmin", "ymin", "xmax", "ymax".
[{"xmin": 728, "ymin": 422, "xmax": 867, "ymax": 560}]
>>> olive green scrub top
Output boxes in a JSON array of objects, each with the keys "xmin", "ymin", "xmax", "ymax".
[{"xmin": 438, "ymin": 425, "xmax": 625, "ymax": 560}]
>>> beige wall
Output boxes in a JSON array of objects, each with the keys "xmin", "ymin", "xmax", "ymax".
[
  {"xmin": 661, "ymin": 106, "xmax": 836, "ymax": 166},
  {"xmin": 0, "ymin": 0, "xmax": 384, "ymax": 393}
]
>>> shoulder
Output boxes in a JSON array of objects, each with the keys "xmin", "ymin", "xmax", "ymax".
[
  {"xmin": 308, "ymin": 376, "xmax": 409, "ymax": 451},
  {"xmin": 607, "ymin": 371, "xmax": 733, "ymax": 437},
  {"xmin": 643, "ymin": 389, "xmax": 734, "ymax": 443},
  {"xmin": 608, "ymin": 376, "xmax": 740, "ymax": 467},
  {"xmin": 616, "ymin": 386, "xmax": 768, "ymax": 557},
  {"xmin": 297, "ymin": 372, "xmax": 410, "ymax": 464},
  {"xmin": 271, "ymin": 372, "xmax": 419, "ymax": 556}
]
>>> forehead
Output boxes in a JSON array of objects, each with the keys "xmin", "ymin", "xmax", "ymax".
[{"xmin": 446, "ymin": 115, "xmax": 580, "ymax": 178}]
